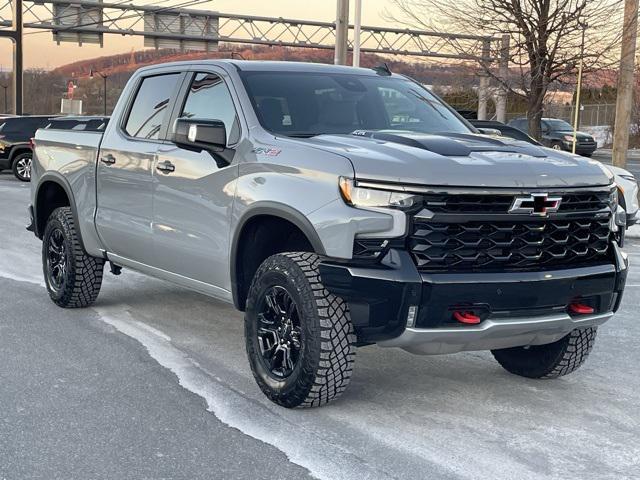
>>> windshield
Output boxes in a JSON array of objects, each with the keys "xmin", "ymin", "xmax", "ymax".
[
  {"xmin": 240, "ymin": 71, "xmax": 472, "ymax": 137},
  {"xmin": 544, "ymin": 119, "xmax": 574, "ymax": 131}
]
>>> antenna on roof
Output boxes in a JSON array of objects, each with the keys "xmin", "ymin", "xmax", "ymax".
[{"xmin": 372, "ymin": 63, "xmax": 392, "ymax": 76}]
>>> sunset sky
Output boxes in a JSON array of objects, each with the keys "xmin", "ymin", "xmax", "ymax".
[{"xmin": 0, "ymin": 0, "xmax": 405, "ymax": 70}]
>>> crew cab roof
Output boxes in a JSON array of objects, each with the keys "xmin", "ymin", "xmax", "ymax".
[{"xmin": 135, "ymin": 59, "xmax": 396, "ymax": 77}]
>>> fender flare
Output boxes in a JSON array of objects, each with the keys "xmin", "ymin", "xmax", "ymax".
[
  {"xmin": 34, "ymin": 172, "xmax": 84, "ymax": 249},
  {"xmin": 229, "ymin": 202, "xmax": 326, "ymax": 310},
  {"xmin": 8, "ymin": 144, "xmax": 32, "ymax": 163}
]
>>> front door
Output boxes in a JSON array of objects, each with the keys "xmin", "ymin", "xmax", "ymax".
[
  {"xmin": 95, "ymin": 72, "xmax": 183, "ymax": 265},
  {"xmin": 152, "ymin": 71, "xmax": 242, "ymax": 293}
]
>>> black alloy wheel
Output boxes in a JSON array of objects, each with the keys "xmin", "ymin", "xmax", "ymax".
[
  {"xmin": 45, "ymin": 227, "xmax": 68, "ymax": 293},
  {"xmin": 256, "ymin": 286, "xmax": 303, "ymax": 378}
]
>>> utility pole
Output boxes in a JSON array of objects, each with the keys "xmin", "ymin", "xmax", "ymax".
[
  {"xmin": 612, "ymin": 0, "xmax": 639, "ymax": 168},
  {"xmin": 572, "ymin": 22, "xmax": 588, "ymax": 155},
  {"xmin": 334, "ymin": 0, "xmax": 349, "ymax": 65},
  {"xmin": 1, "ymin": 84, "xmax": 7, "ymax": 113},
  {"xmin": 495, "ymin": 34, "xmax": 510, "ymax": 123},
  {"xmin": 0, "ymin": 0, "xmax": 23, "ymax": 114},
  {"xmin": 352, "ymin": 0, "xmax": 362, "ymax": 67},
  {"xmin": 477, "ymin": 39, "xmax": 491, "ymax": 120}
]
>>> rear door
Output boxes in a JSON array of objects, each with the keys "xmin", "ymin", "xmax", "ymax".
[
  {"xmin": 95, "ymin": 71, "xmax": 184, "ymax": 265},
  {"xmin": 151, "ymin": 69, "xmax": 242, "ymax": 293}
]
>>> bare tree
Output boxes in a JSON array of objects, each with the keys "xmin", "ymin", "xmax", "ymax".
[{"xmin": 389, "ymin": 0, "xmax": 623, "ymax": 139}]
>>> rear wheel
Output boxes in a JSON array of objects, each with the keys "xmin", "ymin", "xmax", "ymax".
[
  {"xmin": 12, "ymin": 152, "xmax": 32, "ymax": 181},
  {"xmin": 42, "ymin": 207, "xmax": 105, "ymax": 308},
  {"xmin": 491, "ymin": 328, "xmax": 597, "ymax": 379},
  {"xmin": 245, "ymin": 252, "xmax": 356, "ymax": 408}
]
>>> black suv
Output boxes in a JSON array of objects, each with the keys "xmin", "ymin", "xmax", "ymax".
[
  {"xmin": 507, "ymin": 117, "xmax": 598, "ymax": 157},
  {"xmin": 0, "ymin": 115, "xmax": 55, "ymax": 181}
]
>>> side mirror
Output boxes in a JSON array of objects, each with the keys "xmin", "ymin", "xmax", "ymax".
[{"xmin": 172, "ymin": 118, "xmax": 227, "ymax": 151}]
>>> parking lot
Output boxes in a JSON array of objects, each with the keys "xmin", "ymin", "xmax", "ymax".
[{"xmin": 1, "ymin": 171, "xmax": 639, "ymax": 480}]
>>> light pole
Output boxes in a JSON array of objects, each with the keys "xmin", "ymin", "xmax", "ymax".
[
  {"xmin": 1, "ymin": 84, "xmax": 8, "ymax": 113},
  {"xmin": 572, "ymin": 21, "xmax": 588, "ymax": 155},
  {"xmin": 90, "ymin": 69, "xmax": 109, "ymax": 116},
  {"xmin": 353, "ymin": 0, "xmax": 362, "ymax": 67}
]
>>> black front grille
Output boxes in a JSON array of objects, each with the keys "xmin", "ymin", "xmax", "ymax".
[
  {"xmin": 410, "ymin": 218, "xmax": 611, "ymax": 272},
  {"xmin": 558, "ymin": 192, "xmax": 610, "ymax": 212},
  {"xmin": 421, "ymin": 191, "xmax": 610, "ymax": 215}
]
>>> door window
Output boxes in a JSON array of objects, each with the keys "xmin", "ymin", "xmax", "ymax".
[
  {"xmin": 181, "ymin": 73, "xmax": 240, "ymax": 144},
  {"xmin": 124, "ymin": 73, "xmax": 181, "ymax": 140}
]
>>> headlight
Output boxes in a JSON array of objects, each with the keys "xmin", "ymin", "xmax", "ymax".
[
  {"xmin": 339, "ymin": 177, "xmax": 420, "ymax": 210},
  {"xmin": 610, "ymin": 188, "xmax": 619, "ymax": 212},
  {"xmin": 562, "ymin": 134, "xmax": 575, "ymax": 142}
]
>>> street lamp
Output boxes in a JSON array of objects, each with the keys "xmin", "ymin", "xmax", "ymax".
[
  {"xmin": 89, "ymin": 69, "xmax": 109, "ymax": 116},
  {"xmin": 572, "ymin": 21, "xmax": 588, "ymax": 154}
]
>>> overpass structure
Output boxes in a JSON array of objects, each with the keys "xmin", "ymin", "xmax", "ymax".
[{"xmin": 0, "ymin": 0, "xmax": 508, "ymax": 118}]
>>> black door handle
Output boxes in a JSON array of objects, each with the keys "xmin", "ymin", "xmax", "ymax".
[
  {"xmin": 100, "ymin": 154, "xmax": 116, "ymax": 165},
  {"xmin": 156, "ymin": 161, "xmax": 175, "ymax": 174}
]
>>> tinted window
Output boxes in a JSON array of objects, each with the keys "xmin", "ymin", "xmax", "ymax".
[
  {"xmin": 544, "ymin": 119, "xmax": 573, "ymax": 131},
  {"xmin": 240, "ymin": 71, "xmax": 470, "ymax": 137},
  {"xmin": 125, "ymin": 74, "xmax": 181, "ymax": 140},
  {"xmin": 181, "ymin": 73, "xmax": 240, "ymax": 144},
  {"xmin": 2, "ymin": 117, "xmax": 50, "ymax": 135}
]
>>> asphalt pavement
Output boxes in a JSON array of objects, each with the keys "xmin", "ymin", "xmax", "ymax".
[
  {"xmin": 1, "ymin": 172, "xmax": 639, "ymax": 480},
  {"xmin": 592, "ymin": 149, "xmax": 640, "ymax": 181}
]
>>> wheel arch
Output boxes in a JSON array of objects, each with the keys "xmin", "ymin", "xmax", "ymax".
[
  {"xmin": 34, "ymin": 173, "xmax": 84, "ymax": 249},
  {"xmin": 9, "ymin": 145, "xmax": 32, "ymax": 163},
  {"xmin": 230, "ymin": 202, "xmax": 326, "ymax": 311}
]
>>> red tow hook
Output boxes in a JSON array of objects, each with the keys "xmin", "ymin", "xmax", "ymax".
[
  {"xmin": 453, "ymin": 311, "xmax": 482, "ymax": 325},
  {"xmin": 569, "ymin": 303, "xmax": 595, "ymax": 315}
]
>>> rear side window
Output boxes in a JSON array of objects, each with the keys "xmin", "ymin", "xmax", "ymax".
[
  {"xmin": 124, "ymin": 73, "xmax": 181, "ymax": 140},
  {"xmin": 180, "ymin": 73, "xmax": 240, "ymax": 144}
]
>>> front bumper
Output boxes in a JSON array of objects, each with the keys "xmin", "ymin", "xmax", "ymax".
[
  {"xmin": 319, "ymin": 243, "xmax": 628, "ymax": 354},
  {"xmin": 562, "ymin": 140, "xmax": 597, "ymax": 155}
]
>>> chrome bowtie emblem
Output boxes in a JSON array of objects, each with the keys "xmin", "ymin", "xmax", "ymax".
[{"xmin": 509, "ymin": 193, "xmax": 562, "ymax": 216}]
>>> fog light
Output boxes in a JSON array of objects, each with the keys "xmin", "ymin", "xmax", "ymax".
[{"xmin": 406, "ymin": 305, "xmax": 418, "ymax": 327}]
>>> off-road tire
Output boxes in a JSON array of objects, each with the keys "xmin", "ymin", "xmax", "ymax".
[
  {"xmin": 42, "ymin": 207, "xmax": 105, "ymax": 308},
  {"xmin": 245, "ymin": 252, "xmax": 356, "ymax": 408},
  {"xmin": 491, "ymin": 327, "xmax": 597, "ymax": 379},
  {"xmin": 12, "ymin": 152, "xmax": 32, "ymax": 182}
]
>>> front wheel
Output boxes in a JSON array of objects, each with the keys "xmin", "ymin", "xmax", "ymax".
[
  {"xmin": 245, "ymin": 252, "xmax": 356, "ymax": 408},
  {"xmin": 491, "ymin": 327, "xmax": 597, "ymax": 379},
  {"xmin": 551, "ymin": 142, "xmax": 564, "ymax": 151},
  {"xmin": 12, "ymin": 152, "xmax": 32, "ymax": 181}
]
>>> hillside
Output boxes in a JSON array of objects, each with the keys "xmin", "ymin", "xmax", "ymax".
[{"xmin": 52, "ymin": 44, "xmax": 481, "ymax": 87}]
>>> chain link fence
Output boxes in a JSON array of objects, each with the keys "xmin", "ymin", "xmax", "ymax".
[{"xmin": 505, "ymin": 103, "xmax": 616, "ymax": 127}]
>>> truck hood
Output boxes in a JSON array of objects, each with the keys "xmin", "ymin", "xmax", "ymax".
[{"xmin": 298, "ymin": 131, "xmax": 612, "ymax": 189}]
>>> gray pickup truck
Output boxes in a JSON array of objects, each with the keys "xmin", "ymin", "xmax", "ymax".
[{"xmin": 30, "ymin": 60, "xmax": 628, "ymax": 408}]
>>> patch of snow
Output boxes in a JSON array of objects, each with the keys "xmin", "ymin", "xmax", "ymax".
[{"xmin": 94, "ymin": 305, "xmax": 394, "ymax": 480}]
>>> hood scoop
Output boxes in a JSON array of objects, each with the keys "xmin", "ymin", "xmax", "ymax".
[{"xmin": 351, "ymin": 130, "xmax": 545, "ymax": 158}]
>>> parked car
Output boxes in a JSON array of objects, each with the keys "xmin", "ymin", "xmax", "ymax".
[
  {"xmin": 31, "ymin": 61, "xmax": 628, "ymax": 408},
  {"xmin": 471, "ymin": 119, "xmax": 639, "ymax": 226},
  {"xmin": 0, "ymin": 115, "xmax": 56, "ymax": 181},
  {"xmin": 508, "ymin": 117, "xmax": 598, "ymax": 157}
]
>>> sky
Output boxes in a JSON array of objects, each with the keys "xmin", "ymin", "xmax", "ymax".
[{"xmin": 0, "ymin": 0, "xmax": 405, "ymax": 70}]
